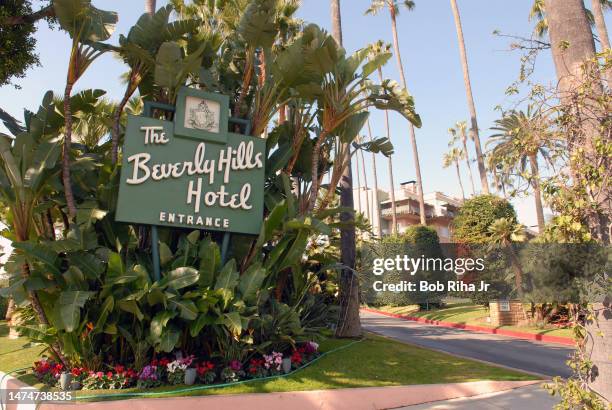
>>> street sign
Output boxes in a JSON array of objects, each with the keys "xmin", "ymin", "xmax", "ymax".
[{"xmin": 116, "ymin": 88, "xmax": 265, "ymax": 235}]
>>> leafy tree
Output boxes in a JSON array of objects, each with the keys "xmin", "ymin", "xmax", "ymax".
[
  {"xmin": 0, "ymin": 0, "xmax": 40, "ymax": 87},
  {"xmin": 452, "ymin": 194, "xmax": 517, "ymax": 244}
]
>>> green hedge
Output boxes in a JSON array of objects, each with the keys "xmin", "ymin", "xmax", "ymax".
[
  {"xmin": 361, "ymin": 226, "xmax": 451, "ymax": 307},
  {"xmin": 452, "ymin": 195, "xmax": 516, "ymax": 244}
]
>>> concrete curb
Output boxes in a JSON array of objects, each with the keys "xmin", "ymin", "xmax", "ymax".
[{"xmin": 361, "ymin": 307, "xmax": 575, "ymax": 346}]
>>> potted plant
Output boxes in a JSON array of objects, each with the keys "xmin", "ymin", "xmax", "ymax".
[{"xmin": 184, "ymin": 367, "xmax": 197, "ymax": 385}]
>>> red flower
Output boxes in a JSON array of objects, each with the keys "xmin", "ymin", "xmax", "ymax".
[
  {"xmin": 126, "ymin": 369, "xmax": 137, "ymax": 378},
  {"xmin": 114, "ymin": 365, "xmax": 125, "ymax": 374},
  {"xmin": 196, "ymin": 361, "xmax": 215, "ymax": 376},
  {"xmin": 290, "ymin": 351, "xmax": 302, "ymax": 365},
  {"xmin": 106, "ymin": 371, "xmax": 113, "ymax": 378},
  {"xmin": 151, "ymin": 359, "xmax": 159, "ymax": 366},
  {"xmin": 71, "ymin": 368, "xmax": 82, "ymax": 377},
  {"xmin": 159, "ymin": 358, "xmax": 170, "ymax": 367}
]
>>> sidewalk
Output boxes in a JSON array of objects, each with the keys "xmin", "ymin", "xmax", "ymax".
[
  {"xmin": 0, "ymin": 371, "xmax": 541, "ymax": 410},
  {"xmin": 399, "ymin": 384, "xmax": 559, "ymax": 409}
]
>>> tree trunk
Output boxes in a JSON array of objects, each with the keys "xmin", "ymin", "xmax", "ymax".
[
  {"xmin": 112, "ymin": 74, "xmax": 139, "ymax": 165},
  {"xmin": 389, "ymin": 8, "xmax": 427, "ymax": 225},
  {"xmin": 591, "ymin": 0, "xmax": 612, "ymax": 85},
  {"xmin": 545, "ymin": 0, "xmax": 598, "ymax": 95},
  {"xmin": 545, "ymin": 0, "xmax": 609, "ymax": 243},
  {"xmin": 357, "ymin": 135, "xmax": 371, "ymax": 221},
  {"xmin": 462, "ymin": 137, "xmax": 476, "ymax": 195},
  {"xmin": 355, "ymin": 148, "xmax": 362, "ymax": 213},
  {"xmin": 145, "ymin": 0, "xmax": 156, "ymax": 15},
  {"xmin": 331, "ymin": 0, "xmax": 361, "ymax": 338},
  {"xmin": 455, "ymin": 160, "xmax": 465, "ymax": 200},
  {"xmin": 366, "ymin": 119, "xmax": 383, "ymax": 237},
  {"xmin": 546, "ymin": 4, "xmax": 609, "ymax": 400},
  {"xmin": 450, "ymin": 0, "xmax": 489, "ymax": 194},
  {"xmin": 584, "ymin": 302, "xmax": 612, "ymax": 402},
  {"xmin": 529, "ymin": 154, "xmax": 546, "ymax": 232},
  {"xmin": 5, "ymin": 298, "xmax": 15, "ymax": 321},
  {"xmin": 62, "ymin": 82, "xmax": 77, "ymax": 219},
  {"xmin": 378, "ymin": 68, "xmax": 398, "ymax": 234}
]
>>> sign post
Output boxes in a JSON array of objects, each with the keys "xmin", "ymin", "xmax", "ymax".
[{"xmin": 117, "ymin": 88, "xmax": 265, "ymax": 281}]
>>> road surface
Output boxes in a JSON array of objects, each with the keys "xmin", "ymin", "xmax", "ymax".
[{"xmin": 361, "ymin": 310, "xmax": 574, "ymax": 378}]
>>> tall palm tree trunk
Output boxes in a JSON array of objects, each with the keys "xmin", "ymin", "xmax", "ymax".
[
  {"xmin": 62, "ymin": 82, "xmax": 77, "ymax": 219},
  {"xmin": 544, "ymin": 2, "xmax": 609, "ymax": 400},
  {"xmin": 591, "ymin": 0, "xmax": 612, "ymax": 85},
  {"xmin": 462, "ymin": 139, "xmax": 476, "ymax": 195},
  {"xmin": 450, "ymin": 0, "xmax": 489, "ymax": 194},
  {"xmin": 366, "ymin": 119, "xmax": 383, "ymax": 237},
  {"xmin": 355, "ymin": 149, "xmax": 362, "ymax": 213},
  {"xmin": 378, "ymin": 68, "xmax": 398, "ymax": 234},
  {"xmin": 331, "ymin": 0, "xmax": 361, "ymax": 338},
  {"xmin": 455, "ymin": 160, "xmax": 466, "ymax": 200},
  {"xmin": 357, "ymin": 135, "xmax": 371, "ymax": 221},
  {"xmin": 529, "ymin": 154, "xmax": 546, "ymax": 232},
  {"xmin": 388, "ymin": 8, "xmax": 427, "ymax": 225},
  {"xmin": 145, "ymin": 0, "xmax": 156, "ymax": 15},
  {"xmin": 545, "ymin": 0, "xmax": 608, "ymax": 243}
]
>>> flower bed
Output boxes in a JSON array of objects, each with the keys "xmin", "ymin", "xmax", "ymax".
[{"xmin": 32, "ymin": 341, "xmax": 320, "ymax": 391}]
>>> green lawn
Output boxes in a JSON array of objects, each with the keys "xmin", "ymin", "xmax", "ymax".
[
  {"xmin": 0, "ymin": 321, "xmax": 46, "ymax": 387},
  {"xmin": 0, "ymin": 321, "xmax": 536, "ymax": 401},
  {"xmin": 372, "ymin": 302, "xmax": 573, "ymax": 338}
]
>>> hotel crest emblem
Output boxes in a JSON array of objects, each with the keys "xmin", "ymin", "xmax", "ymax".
[{"xmin": 188, "ymin": 99, "xmax": 218, "ymax": 132}]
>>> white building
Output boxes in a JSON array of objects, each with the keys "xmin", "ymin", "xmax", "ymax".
[{"xmin": 354, "ymin": 182, "xmax": 462, "ymax": 242}]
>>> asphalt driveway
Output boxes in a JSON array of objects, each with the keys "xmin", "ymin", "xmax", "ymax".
[{"xmin": 360, "ymin": 310, "xmax": 574, "ymax": 378}]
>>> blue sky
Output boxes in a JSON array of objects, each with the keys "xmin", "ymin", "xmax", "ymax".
[{"xmin": 1, "ymin": 1, "xmax": 610, "ymax": 228}]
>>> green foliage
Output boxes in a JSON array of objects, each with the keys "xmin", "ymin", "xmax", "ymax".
[
  {"xmin": 0, "ymin": 0, "xmax": 40, "ymax": 87},
  {"xmin": 452, "ymin": 195, "xmax": 517, "ymax": 244},
  {"xmin": 361, "ymin": 226, "xmax": 448, "ymax": 307}
]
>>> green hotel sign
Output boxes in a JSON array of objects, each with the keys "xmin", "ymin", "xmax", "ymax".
[{"xmin": 116, "ymin": 88, "xmax": 265, "ymax": 235}]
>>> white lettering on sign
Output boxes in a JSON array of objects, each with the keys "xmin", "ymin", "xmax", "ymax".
[
  {"xmin": 141, "ymin": 126, "xmax": 169, "ymax": 145},
  {"xmin": 125, "ymin": 141, "xmax": 263, "ymax": 186},
  {"xmin": 160, "ymin": 211, "xmax": 229, "ymax": 229}
]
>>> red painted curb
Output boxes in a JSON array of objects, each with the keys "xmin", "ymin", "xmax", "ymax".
[{"xmin": 361, "ymin": 307, "xmax": 575, "ymax": 346}]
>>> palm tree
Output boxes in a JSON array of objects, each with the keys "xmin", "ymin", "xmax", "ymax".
[
  {"xmin": 145, "ymin": 0, "xmax": 156, "ymax": 15},
  {"xmin": 488, "ymin": 108, "xmax": 553, "ymax": 233},
  {"xmin": 366, "ymin": 118, "xmax": 383, "ymax": 236},
  {"xmin": 366, "ymin": 0, "xmax": 427, "ymax": 225},
  {"xmin": 368, "ymin": 41, "xmax": 399, "ymax": 233},
  {"xmin": 330, "ymin": 0, "xmax": 360, "ymax": 338},
  {"xmin": 488, "ymin": 218, "xmax": 526, "ymax": 296},
  {"xmin": 449, "ymin": 121, "xmax": 475, "ymax": 195},
  {"xmin": 449, "ymin": 0, "xmax": 489, "ymax": 194},
  {"xmin": 442, "ymin": 147, "xmax": 466, "ymax": 200}
]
